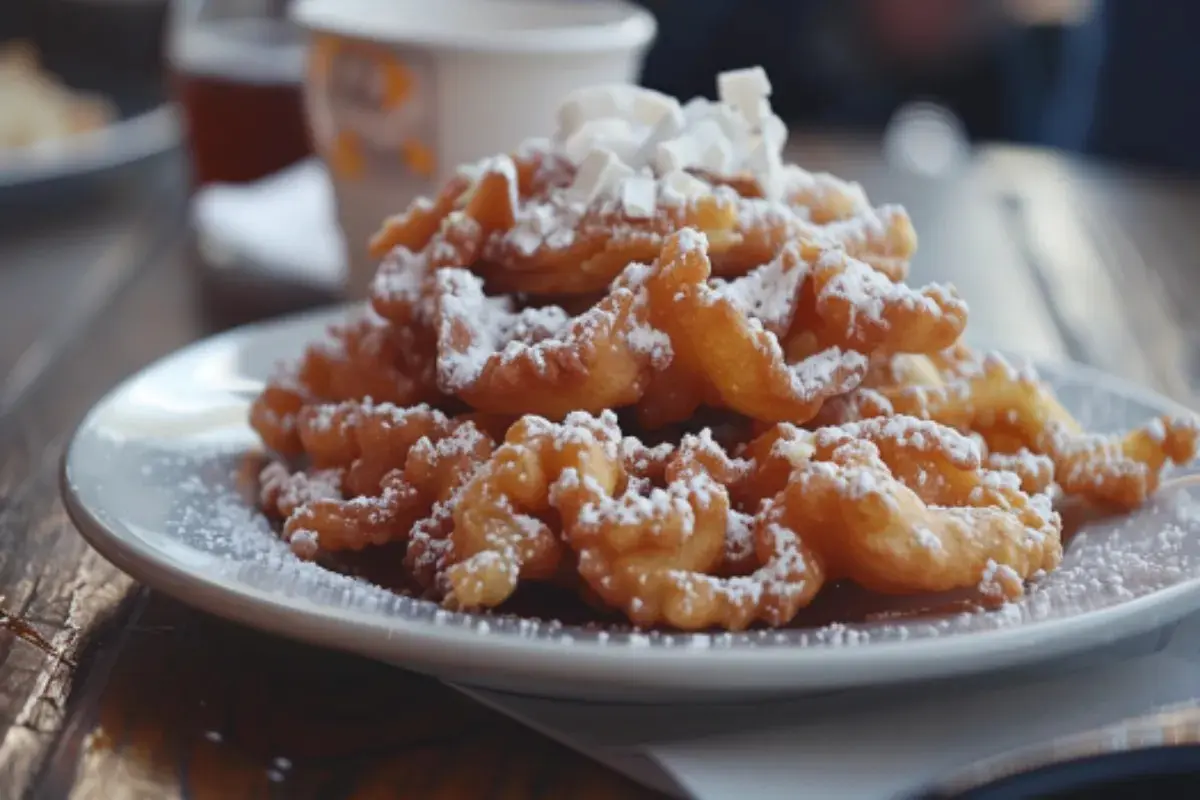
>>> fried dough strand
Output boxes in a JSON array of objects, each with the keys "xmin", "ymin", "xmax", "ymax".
[{"xmin": 817, "ymin": 351, "xmax": 1199, "ymax": 509}]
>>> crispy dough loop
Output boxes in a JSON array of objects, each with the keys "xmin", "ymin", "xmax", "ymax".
[
  {"xmin": 430, "ymin": 266, "xmax": 666, "ymax": 417},
  {"xmin": 719, "ymin": 196, "xmax": 917, "ymax": 282},
  {"xmin": 772, "ymin": 416, "xmax": 1063, "ymax": 600},
  {"xmin": 260, "ymin": 402, "xmax": 495, "ymax": 559},
  {"xmin": 370, "ymin": 154, "xmax": 525, "ymax": 324},
  {"xmin": 1040, "ymin": 415, "xmax": 1200, "ymax": 509},
  {"xmin": 862, "ymin": 353, "xmax": 948, "ymax": 392},
  {"xmin": 981, "ymin": 447, "xmax": 1056, "ymax": 496},
  {"xmin": 643, "ymin": 229, "xmax": 867, "ymax": 423},
  {"xmin": 249, "ymin": 317, "xmax": 440, "ymax": 459},
  {"xmin": 368, "ymin": 174, "xmax": 473, "ymax": 261},
  {"xmin": 816, "ymin": 351, "xmax": 1200, "ymax": 509},
  {"xmin": 556, "ymin": 430, "xmax": 824, "ymax": 631},
  {"xmin": 279, "ymin": 469, "xmax": 425, "ymax": 558},
  {"xmin": 295, "ymin": 400, "xmax": 457, "ymax": 495},
  {"xmin": 250, "ymin": 383, "xmax": 308, "ymax": 460},
  {"xmin": 366, "ymin": 145, "xmax": 571, "ymax": 262},
  {"xmin": 260, "ymin": 463, "xmax": 343, "ymax": 523},
  {"xmin": 480, "ymin": 191, "xmax": 743, "ymax": 296},
  {"xmin": 792, "ymin": 246, "xmax": 968, "ymax": 358},
  {"xmin": 701, "ymin": 166, "xmax": 872, "ymax": 225},
  {"xmin": 442, "ymin": 411, "xmax": 624, "ymax": 609},
  {"xmin": 370, "ymin": 211, "xmax": 485, "ymax": 326}
]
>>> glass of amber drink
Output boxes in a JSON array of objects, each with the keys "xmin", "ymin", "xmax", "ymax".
[{"xmin": 167, "ymin": 0, "xmax": 312, "ymax": 187}]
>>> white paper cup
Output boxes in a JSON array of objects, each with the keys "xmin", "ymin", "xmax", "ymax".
[{"xmin": 291, "ymin": 0, "xmax": 657, "ymax": 298}]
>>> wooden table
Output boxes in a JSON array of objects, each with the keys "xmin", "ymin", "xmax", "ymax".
[{"xmin": 2, "ymin": 141, "xmax": 1199, "ymax": 800}]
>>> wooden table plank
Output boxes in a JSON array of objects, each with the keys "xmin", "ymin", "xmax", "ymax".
[
  {"xmin": 974, "ymin": 147, "xmax": 1198, "ymax": 401},
  {"xmin": 44, "ymin": 595, "xmax": 653, "ymax": 800},
  {"xmin": 0, "ymin": 157, "xmax": 193, "ymax": 797},
  {"xmin": 0, "ymin": 249, "xmax": 195, "ymax": 798},
  {"xmin": 0, "ymin": 158, "xmax": 188, "ymax": 415},
  {"xmin": 1064, "ymin": 161, "xmax": 1200, "ymax": 401}
]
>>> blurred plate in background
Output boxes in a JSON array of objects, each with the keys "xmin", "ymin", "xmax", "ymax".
[
  {"xmin": 0, "ymin": 103, "xmax": 180, "ymax": 191},
  {"xmin": 0, "ymin": 0, "xmax": 180, "ymax": 199}
]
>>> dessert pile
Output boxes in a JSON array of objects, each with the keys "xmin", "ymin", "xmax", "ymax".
[{"xmin": 251, "ymin": 67, "xmax": 1198, "ymax": 631}]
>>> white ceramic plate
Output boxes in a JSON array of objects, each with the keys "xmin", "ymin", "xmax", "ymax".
[{"xmin": 61, "ymin": 306, "xmax": 1200, "ymax": 701}]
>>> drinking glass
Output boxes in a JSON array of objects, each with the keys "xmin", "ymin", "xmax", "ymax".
[{"xmin": 167, "ymin": 0, "xmax": 311, "ymax": 187}]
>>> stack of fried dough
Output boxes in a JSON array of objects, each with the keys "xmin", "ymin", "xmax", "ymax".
[{"xmin": 251, "ymin": 68, "xmax": 1198, "ymax": 632}]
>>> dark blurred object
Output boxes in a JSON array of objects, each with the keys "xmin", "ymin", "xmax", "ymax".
[
  {"xmin": 634, "ymin": 0, "xmax": 1078, "ymax": 144},
  {"xmin": 2, "ymin": 0, "xmax": 168, "ymax": 79},
  {"xmin": 0, "ymin": 0, "xmax": 177, "ymax": 215},
  {"xmin": 857, "ymin": 0, "xmax": 1005, "ymax": 73},
  {"xmin": 1, "ymin": 0, "xmax": 167, "ymax": 116},
  {"xmin": 1044, "ymin": 1, "xmax": 1200, "ymax": 176},
  {"xmin": 167, "ymin": 0, "xmax": 311, "ymax": 188},
  {"xmin": 908, "ymin": 746, "xmax": 1200, "ymax": 800},
  {"xmin": 637, "ymin": 0, "xmax": 1200, "ymax": 178},
  {"xmin": 906, "ymin": 701, "xmax": 1200, "ymax": 800}
]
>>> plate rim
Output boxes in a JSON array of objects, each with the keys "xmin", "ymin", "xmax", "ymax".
[
  {"xmin": 0, "ymin": 103, "xmax": 181, "ymax": 188},
  {"xmin": 58, "ymin": 304, "xmax": 1200, "ymax": 696}
]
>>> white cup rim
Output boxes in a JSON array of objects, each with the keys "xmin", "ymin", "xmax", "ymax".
[{"xmin": 291, "ymin": 0, "xmax": 657, "ymax": 55}]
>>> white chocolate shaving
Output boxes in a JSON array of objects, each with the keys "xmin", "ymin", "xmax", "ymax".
[
  {"xmin": 547, "ymin": 66, "xmax": 793, "ymax": 205},
  {"xmin": 568, "ymin": 148, "xmax": 631, "ymax": 205},
  {"xmin": 563, "ymin": 118, "xmax": 639, "ymax": 166},
  {"xmin": 557, "ymin": 84, "xmax": 681, "ymax": 139},
  {"xmin": 717, "ymin": 66, "xmax": 773, "ymax": 108},
  {"xmin": 660, "ymin": 170, "xmax": 710, "ymax": 202},
  {"xmin": 621, "ymin": 175, "xmax": 657, "ymax": 219},
  {"xmin": 654, "ymin": 136, "xmax": 697, "ymax": 174}
]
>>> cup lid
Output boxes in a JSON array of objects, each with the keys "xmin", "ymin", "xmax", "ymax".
[{"xmin": 291, "ymin": 0, "xmax": 657, "ymax": 55}]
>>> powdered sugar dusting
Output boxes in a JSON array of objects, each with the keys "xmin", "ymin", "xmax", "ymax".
[
  {"xmin": 725, "ymin": 509, "xmax": 755, "ymax": 565},
  {"xmin": 675, "ymin": 227, "xmax": 709, "ymax": 253},
  {"xmin": 787, "ymin": 347, "xmax": 869, "ymax": 400},
  {"xmin": 625, "ymin": 317, "xmax": 673, "ymax": 367},
  {"xmin": 711, "ymin": 242, "xmax": 808, "ymax": 331},
  {"xmin": 828, "ymin": 416, "xmax": 983, "ymax": 467},
  {"xmin": 432, "ymin": 268, "xmax": 572, "ymax": 390},
  {"xmin": 432, "ymin": 265, "xmax": 671, "ymax": 391},
  {"xmin": 76, "ymin": 343, "xmax": 1200, "ymax": 656},
  {"xmin": 372, "ymin": 246, "xmax": 427, "ymax": 305},
  {"xmin": 815, "ymin": 248, "xmax": 962, "ymax": 326},
  {"xmin": 779, "ymin": 164, "xmax": 872, "ymax": 215}
]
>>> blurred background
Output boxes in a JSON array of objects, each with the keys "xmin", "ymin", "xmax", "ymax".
[
  {"xmin": 4, "ymin": 0, "xmax": 1199, "ymax": 191},
  {"xmin": 632, "ymin": 0, "xmax": 1195, "ymax": 176},
  {"xmin": 1, "ymin": 0, "xmax": 1198, "ymax": 338},
  {"xmin": 5, "ymin": 7, "xmax": 1200, "ymax": 800}
]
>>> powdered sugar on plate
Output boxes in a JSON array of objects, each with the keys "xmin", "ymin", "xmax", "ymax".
[{"xmin": 67, "ymin": 349, "xmax": 1200, "ymax": 653}]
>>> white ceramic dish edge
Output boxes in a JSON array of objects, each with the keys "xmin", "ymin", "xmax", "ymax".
[{"xmin": 59, "ymin": 306, "xmax": 1200, "ymax": 701}]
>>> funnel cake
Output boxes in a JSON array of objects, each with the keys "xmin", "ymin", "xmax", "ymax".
[
  {"xmin": 816, "ymin": 351, "xmax": 1200, "ymax": 510},
  {"xmin": 251, "ymin": 67, "xmax": 1199, "ymax": 632}
]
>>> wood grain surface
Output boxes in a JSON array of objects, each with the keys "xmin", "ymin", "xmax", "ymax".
[{"xmin": 1, "ymin": 141, "xmax": 1198, "ymax": 800}]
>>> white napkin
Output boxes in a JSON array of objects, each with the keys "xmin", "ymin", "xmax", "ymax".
[
  {"xmin": 189, "ymin": 158, "xmax": 346, "ymax": 288},
  {"xmin": 454, "ymin": 614, "xmax": 1200, "ymax": 800}
]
